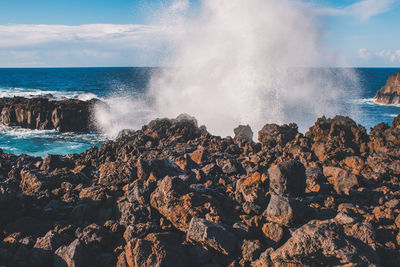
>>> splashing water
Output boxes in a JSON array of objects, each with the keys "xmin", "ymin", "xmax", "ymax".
[{"xmin": 95, "ymin": 0, "xmax": 361, "ymax": 137}]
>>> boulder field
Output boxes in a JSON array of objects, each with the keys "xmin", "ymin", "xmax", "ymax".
[
  {"xmin": 374, "ymin": 71, "xmax": 400, "ymax": 105},
  {"xmin": 1, "ymin": 114, "xmax": 400, "ymax": 266},
  {"xmin": 0, "ymin": 97, "xmax": 100, "ymax": 132}
]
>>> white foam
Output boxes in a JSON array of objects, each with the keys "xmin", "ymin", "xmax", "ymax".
[
  {"xmin": 94, "ymin": 94, "xmax": 156, "ymax": 138},
  {"xmin": 355, "ymin": 97, "xmax": 400, "ymax": 107},
  {"xmin": 0, "ymin": 87, "xmax": 100, "ymax": 101}
]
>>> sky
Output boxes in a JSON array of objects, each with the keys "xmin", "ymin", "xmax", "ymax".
[{"xmin": 0, "ymin": 0, "xmax": 399, "ymax": 67}]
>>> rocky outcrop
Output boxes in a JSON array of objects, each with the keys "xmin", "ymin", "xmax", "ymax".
[
  {"xmin": 1, "ymin": 114, "xmax": 400, "ymax": 266},
  {"xmin": 374, "ymin": 71, "xmax": 400, "ymax": 104},
  {"xmin": 0, "ymin": 97, "xmax": 101, "ymax": 132}
]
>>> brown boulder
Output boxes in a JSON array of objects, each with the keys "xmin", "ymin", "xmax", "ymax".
[
  {"xmin": 124, "ymin": 232, "xmax": 188, "ymax": 267},
  {"xmin": 270, "ymin": 220, "xmax": 380, "ymax": 266},
  {"xmin": 263, "ymin": 193, "xmax": 306, "ymax": 227},
  {"xmin": 268, "ymin": 160, "xmax": 306, "ymax": 197},
  {"xmin": 53, "ymin": 239, "xmax": 89, "ymax": 267},
  {"xmin": 323, "ymin": 166, "xmax": 358, "ymax": 195},
  {"xmin": 186, "ymin": 217, "xmax": 237, "ymax": 256}
]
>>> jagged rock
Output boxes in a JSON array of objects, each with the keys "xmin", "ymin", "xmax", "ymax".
[
  {"xmin": 20, "ymin": 169, "xmax": 59, "ymax": 196},
  {"xmin": 186, "ymin": 217, "xmax": 236, "ymax": 256},
  {"xmin": 270, "ymin": 220, "xmax": 380, "ymax": 266},
  {"xmin": 263, "ymin": 193, "xmax": 305, "ymax": 227},
  {"xmin": 123, "ymin": 232, "xmax": 188, "ymax": 267},
  {"xmin": 2, "ymin": 113, "xmax": 400, "ymax": 266},
  {"xmin": 98, "ymin": 161, "xmax": 136, "ymax": 186},
  {"xmin": 234, "ymin": 125, "xmax": 253, "ymax": 143},
  {"xmin": 143, "ymin": 117, "xmax": 201, "ymax": 143},
  {"xmin": 323, "ymin": 166, "xmax": 358, "ymax": 195},
  {"xmin": 41, "ymin": 154, "xmax": 74, "ymax": 171},
  {"xmin": 374, "ymin": 71, "xmax": 400, "ymax": 104},
  {"xmin": 240, "ymin": 239, "xmax": 263, "ymax": 264},
  {"xmin": 150, "ymin": 176, "xmax": 216, "ymax": 232},
  {"xmin": 258, "ymin": 123, "xmax": 298, "ymax": 148},
  {"xmin": 30, "ymin": 231, "xmax": 68, "ymax": 267},
  {"xmin": 0, "ymin": 97, "xmax": 100, "ymax": 132},
  {"xmin": 305, "ymin": 166, "xmax": 327, "ymax": 193},
  {"xmin": 261, "ymin": 222, "xmax": 284, "ymax": 245},
  {"xmin": 268, "ymin": 160, "xmax": 306, "ymax": 197},
  {"xmin": 306, "ymin": 116, "xmax": 369, "ymax": 160},
  {"xmin": 53, "ymin": 239, "xmax": 88, "ymax": 267}
]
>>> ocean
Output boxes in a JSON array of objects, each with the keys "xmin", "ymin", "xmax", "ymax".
[{"xmin": 0, "ymin": 67, "xmax": 400, "ymax": 157}]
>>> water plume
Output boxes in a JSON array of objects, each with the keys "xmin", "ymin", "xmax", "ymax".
[{"xmin": 96, "ymin": 0, "xmax": 361, "ymax": 137}]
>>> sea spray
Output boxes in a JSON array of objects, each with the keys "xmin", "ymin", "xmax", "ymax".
[{"xmin": 95, "ymin": 0, "xmax": 361, "ymax": 137}]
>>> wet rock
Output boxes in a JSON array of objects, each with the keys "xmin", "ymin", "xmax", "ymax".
[
  {"xmin": 186, "ymin": 217, "xmax": 237, "ymax": 256},
  {"xmin": 268, "ymin": 160, "xmax": 306, "ymax": 197},
  {"xmin": 0, "ymin": 97, "xmax": 100, "ymax": 132}
]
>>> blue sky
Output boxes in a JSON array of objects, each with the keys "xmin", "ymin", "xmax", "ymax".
[{"xmin": 0, "ymin": 0, "xmax": 399, "ymax": 67}]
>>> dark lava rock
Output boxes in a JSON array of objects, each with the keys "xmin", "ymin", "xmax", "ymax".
[
  {"xmin": 374, "ymin": 71, "xmax": 400, "ymax": 104},
  {"xmin": 186, "ymin": 217, "xmax": 237, "ymax": 256},
  {"xmin": 0, "ymin": 97, "xmax": 101, "ymax": 132},
  {"xmin": 268, "ymin": 159, "xmax": 306, "ymax": 197}
]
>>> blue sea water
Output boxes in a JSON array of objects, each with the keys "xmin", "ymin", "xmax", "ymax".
[{"xmin": 0, "ymin": 67, "xmax": 399, "ymax": 157}]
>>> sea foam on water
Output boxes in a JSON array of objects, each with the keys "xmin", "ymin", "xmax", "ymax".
[{"xmin": 96, "ymin": 0, "xmax": 361, "ymax": 137}]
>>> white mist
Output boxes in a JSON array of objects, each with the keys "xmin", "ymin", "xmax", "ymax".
[{"xmin": 96, "ymin": 0, "xmax": 360, "ymax": 138}]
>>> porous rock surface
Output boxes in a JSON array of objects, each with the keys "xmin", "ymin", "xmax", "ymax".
[
  {"xmin": 1, "ymin": 113, "xmax": 400, "ymax": 266},
  {"xmin": 0, "ymin": 97, "xmax": 100, "ymax": 132},
  {"xmin": 375, "ymin": 71, "xmax": 400, "ymax": 104}
]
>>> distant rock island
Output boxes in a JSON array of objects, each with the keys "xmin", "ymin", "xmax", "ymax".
[{"xmin": 374, "ymin": 71, "xmax": 400, "ymax": 104}]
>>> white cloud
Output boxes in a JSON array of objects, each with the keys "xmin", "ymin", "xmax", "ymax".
[
  {"xmin": 346, "ymin": 0, "xmax": 396, "ymax": 21},
  {"xmin": 357, "ymin": 48, "xmax": 400, "ymax": 65},
  {"xmin": 0, "ymin": 24, "xmax": 170, "ymax": 67},
  {"xmin": 358, "ymin": 48, "xmax": 371, "ymax": 59},
  {"xmin": 314, "ymin": 0, "xmax": 396, "ymax": 21}
]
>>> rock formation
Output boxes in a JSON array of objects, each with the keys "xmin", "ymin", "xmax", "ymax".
[
  {"xmin": 0, "ymin": 97, "xmax": 101, "ymax": 132},
  {"xmin": 0, "ymin": 114, "xmax": 400, "ymax": 266},
  {"xmin": 374, "ymin": 71, "xmax": 400, "ymax": 104}
]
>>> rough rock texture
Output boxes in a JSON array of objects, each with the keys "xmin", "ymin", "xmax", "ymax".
[
  {"xmin": 375, "ymin": 71, "xmax": 400, "ymax": 104},
  {"xmin": 1, "ymin": 113, "xmax": 400, "ymax": 266},
  {"xmin": 0, "ymin": 97, "xmax": 100, "ymax": 132}
]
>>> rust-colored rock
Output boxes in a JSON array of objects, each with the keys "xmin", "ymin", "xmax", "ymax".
[{"xmin": 374, "ymin": 71, "xmax": 400, "ymax": 104}]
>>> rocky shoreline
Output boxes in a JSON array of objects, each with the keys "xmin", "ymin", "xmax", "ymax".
[
  {"xmin": 1, "ymin": 114, "xmax": 400, "ymax": 266},
  {"xmin": 0, "ymin": 97, "xmax": 100, "ymax": 132},
  {"xmin": 374, "ymin": 71, "xmax": 400, "ymax": 105}
]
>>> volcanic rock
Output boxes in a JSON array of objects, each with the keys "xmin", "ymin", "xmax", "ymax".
[
  {"xmin": 374, "ymin": 71, "xmax": 400, "ymax": 104},
  {"xmin": 0, "ymin": 97, "xmax": 100, "ymax": 132},
  {"xmin": 186, "ymin": 217, "xmax": 237, "ymax": 256},
  {"xmin": 269, "ymin": 219, "xmax": 380, "ymax": 266},
  {"xmin": 268, "ymin": 159, "xmax": 306, "ymax": 197}
]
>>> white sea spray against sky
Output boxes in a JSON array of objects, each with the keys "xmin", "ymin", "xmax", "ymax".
[{"xmin": 95, "ymin": 0, "xmax": 361, "ymax": 137}]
